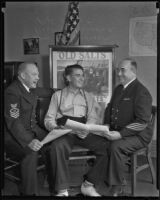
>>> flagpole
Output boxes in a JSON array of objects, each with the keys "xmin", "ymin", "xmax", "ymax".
[{"xmin": 59, "ymin": 2, "xmax": 71, "ymax": 44}]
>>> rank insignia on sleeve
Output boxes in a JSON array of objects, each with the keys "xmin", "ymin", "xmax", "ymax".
[{"xmin": 10, "ymin": 103, "xmax": 19, "ymax": 118}]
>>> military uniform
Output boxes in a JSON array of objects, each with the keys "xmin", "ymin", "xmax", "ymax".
[
  {"xmin": 103, "ymin": 79, "xmax": 152, "ymax": 186},
  {"xmin": 4, "ymin": 79, "xmax": 47, "ymax": 195}
]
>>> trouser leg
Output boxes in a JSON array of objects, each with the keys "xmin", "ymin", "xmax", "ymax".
[
  {"xmin": 47, "ymin": 134, "xmax": 76, "ymax": 192},
  {"xmin": 106, "ymin": 136, "xmax": 144, "ymax": 186},
  {"xmin": 5, "ymin": 139, "xmax": 39, "ymax": 195},
  {"xmin": 20, "ymin": 151, "xmax": 39, "ymax": 195},
  {"xmin": 77, "ymin": 133, "xmax": 109, "ymax": 187}
]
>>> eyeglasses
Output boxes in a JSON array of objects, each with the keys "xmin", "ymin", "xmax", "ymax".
[
  {"xmin": 116, "ymin": 68, "xmax": 127, "ymax": 74},
  {"xmin": 71, "ymin": 74, "xmax": 85, "ymax": 78}
]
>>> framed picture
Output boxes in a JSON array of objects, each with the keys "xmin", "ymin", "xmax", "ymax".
[
  {"xmin": 23, "ymin": 38, "xmax": 39, "ymax": 54},
  {"xmin": 49, "ymin": 45, "xmax": 118, "ymax": 122},
  {"xmin": 55, "ymin": 31, "xmax": 80, "ymax": 46},
  {"xmin": 55, "ymin": 32, "xmax": 63, "ymax": 46}
]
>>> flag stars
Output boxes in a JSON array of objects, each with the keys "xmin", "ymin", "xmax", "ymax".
[{"xmin": 58, "ymin": 1, "xmax": 79, "ymax": 45}]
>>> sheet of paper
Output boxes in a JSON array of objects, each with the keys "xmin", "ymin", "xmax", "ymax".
[
  {"xmin": 65, "ymin": 119, "xmax": 88, "ymax": 131},
  {"xmin": 41, "ymin": 129, "xmax": 72, "ymax": 145},
  {"xmin": 86, "ymin": 124, "xmax": 109, "ymax": 132},
  {"xmin": 65, "ymin": 119, "xmax": 109, "ymax": 133}
]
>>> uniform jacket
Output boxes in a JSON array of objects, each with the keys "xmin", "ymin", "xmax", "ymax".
[
  {"xmin": 4, "ymin": 79, "xmax": 46, "ymax": 148},
  {"xmin": 104, "ymin": 79, "xmax": 153, "ymax": 145}
]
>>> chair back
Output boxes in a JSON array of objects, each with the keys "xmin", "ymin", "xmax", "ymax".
[
  {"xmin": 150, "ymin": 105, "xmax": 156, "ymax": 128},
  {"xmin": 34, "ymin": 87, "xmax": 57, "ymax": 129},
  {"xmin": 148, "ymin": 105, "xmax": 156, "ymax": 150}
]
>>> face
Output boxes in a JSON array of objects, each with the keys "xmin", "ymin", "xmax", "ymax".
[
  {"xmin": 67, "ymin": 68, "xmax": 85, "ymax": 89},
  {"xmin": 22, "ymin": 64, "xmax": 39, "ymax": 88},
  {"xmin": 117, "ymin": 60, "xmax": 136, "ymax": 86}
]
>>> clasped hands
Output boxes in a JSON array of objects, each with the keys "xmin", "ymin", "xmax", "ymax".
[{"xmin": 102, "ymin": 130, "xmax": 122, "ymax": 140}]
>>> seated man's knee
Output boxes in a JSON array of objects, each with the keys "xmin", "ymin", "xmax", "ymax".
[
  {"xmin": 109, "ymin": 140, "xmax": 122, "ymax": 153},
  {"xmin": 49, "ymin": 137, "xmax": 71, "ymax": 154}
]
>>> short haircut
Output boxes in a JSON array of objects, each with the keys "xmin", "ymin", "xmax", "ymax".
[
  {"xmin": 64, "ymin": 64, "xmax": 84, "ymax": 76},
  {"xmin": 63, "ymin": 64, "xmax": 84, "ymax": 86},
  {"xmin": 124, "ymin": 58, "xmax": 137, "ymax": 70},
  {"xmin": 18, "ymin": 62, "xmax": 37, "ymax": 75}
]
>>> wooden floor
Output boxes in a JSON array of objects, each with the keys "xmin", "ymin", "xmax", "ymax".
[{"xmin": 2, "ymin": 157, "xmax": 159, "ymax": 197}]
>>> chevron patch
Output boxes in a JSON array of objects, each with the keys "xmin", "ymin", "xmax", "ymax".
[{"xmin": 126, "ymin": 123, "xmax": 147, "ymax": 131}]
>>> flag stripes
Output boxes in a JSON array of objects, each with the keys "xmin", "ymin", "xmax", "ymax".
[{"xmin": 59, "ymin": 1, "xmax": 80, "ymax": 45}]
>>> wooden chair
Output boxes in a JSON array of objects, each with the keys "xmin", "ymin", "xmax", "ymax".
[
  {"xmin": 128, "ymin": 105, "xmax": 156, "ymax": 196},
  {"xmin": 4, "ymin": 152, "xmax": 45, "ymax": 183}
]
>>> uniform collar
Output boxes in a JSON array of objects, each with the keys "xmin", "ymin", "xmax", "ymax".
[
  {"xmin": 123, "ymin": 77, "xmax": 136, "ymax": 89},
  {"xmin": 18, "ymin": 77, "xmax": 30, "ymax": 92}
]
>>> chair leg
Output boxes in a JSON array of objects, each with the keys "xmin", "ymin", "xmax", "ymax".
[
  {"xmin": 147, "ymin": 153, "xmax": 156, "ymax": 185},
  {"xmin": 131, "ymin": 154, "xmax": 137, "ymax": 196}
]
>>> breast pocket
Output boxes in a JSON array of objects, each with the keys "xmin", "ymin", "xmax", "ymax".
[{"xmin": 120, "ymin": 98, "xmax": 133, "ymax": 118}]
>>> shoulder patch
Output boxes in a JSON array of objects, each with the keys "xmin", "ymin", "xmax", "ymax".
[{"xmin": 10, "ymin": 103, "xmax": 19, "ymax": 118}]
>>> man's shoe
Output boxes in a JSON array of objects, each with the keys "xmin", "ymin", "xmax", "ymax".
[
  {"xmin": 56, "ymin": 189, "xmax": 69, "ymax": 196},
  {"xmin": 109, "ymin": 185, "xmax": 123, "ymax": 197},
  {"xmin": 81, "ymin": 182, "xmax": 101, "ymax": 196}
]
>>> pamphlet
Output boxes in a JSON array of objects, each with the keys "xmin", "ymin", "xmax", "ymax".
[
  {"xmin": 65, "ymin": 119, "xmax": 109, "ymax": 135},
  {"xmin": 41, "ymin": 129, "xmax": 72, "ymax": 145}
]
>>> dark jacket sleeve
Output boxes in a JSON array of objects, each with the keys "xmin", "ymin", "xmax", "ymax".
[
  {"xmin": 103, "ymin": 102, "xmax": 111, "ymax": 125},
  {"xmin": 5, "ymin": 90, "xmax": 34, "ymax": 148},
  {"xmin": 120, "ymin": 87, "xmax": 152, "ymax": 137}
]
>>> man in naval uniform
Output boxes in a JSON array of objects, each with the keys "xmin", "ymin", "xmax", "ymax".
[
  {"xmin": 103, "ymin": 58, "xmax": 152, "ymax": 196},
  {"xmin": 4, "ymin": 62, "xmax": 47, "ymax": 195}
]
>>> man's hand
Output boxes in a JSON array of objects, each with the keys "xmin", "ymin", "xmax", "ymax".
[
  {"xmin": 103, "ymin": 131, "xmax": 122, "ymax": 140},
  {"xmin": 28, "ymin": 139, "xmax": 43, "ymax": 151},
  {"xmin": 72, "ymin": 130, "xmax": 89, "ymax": 139}
]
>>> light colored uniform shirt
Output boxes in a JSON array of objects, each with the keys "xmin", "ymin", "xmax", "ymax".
[{"xmin": 44, "ymin": 87, "xmax": 99, "ymax": 131}]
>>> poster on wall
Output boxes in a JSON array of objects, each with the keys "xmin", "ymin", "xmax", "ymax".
[
  {"xmin": 129, "ymin": 16, "xmax": 157, "ymax": 56},
  {"xmin": 49, "ymin": 46, "xmax": 117, "ymax": 122}
]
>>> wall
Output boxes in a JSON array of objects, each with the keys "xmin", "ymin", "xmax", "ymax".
[{"xmin": 4, "ymin": 2, "xmax": 157, "ymax": 138}]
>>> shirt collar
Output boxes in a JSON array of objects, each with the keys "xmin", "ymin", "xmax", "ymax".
[
  {"xmin": 67, "ymin": 86, "xmax": 84, "ymax": 96},
  {"xmin": 18, "ymin": 77, "xmax": 30, "ymax": 92},
  {"xmin": 123, "ymin": 78, "xmax": 136, "ymax": 89}
]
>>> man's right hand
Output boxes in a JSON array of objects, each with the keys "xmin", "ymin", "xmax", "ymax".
[
  {"xmin": 72, "ymin": 130, "xmax": 89, "ymax": 139},
  {"xmin": 28, "ymin": 139, "xmax": 43, "ymax": 151}
]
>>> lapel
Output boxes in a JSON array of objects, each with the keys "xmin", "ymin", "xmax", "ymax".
[
  {"xmin": 119, "ymin": 79, "xmax": 138, "ymax": 103},
  {"xmin": 16, "ymin": 79, "xmax": 36, "ymax": 106}
]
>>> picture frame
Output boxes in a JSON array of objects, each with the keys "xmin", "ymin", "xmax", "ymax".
[
  {"xmin": 49, "ymin": 45, "xmax": 118, "ymax": 122},
  {"xmin": 23, "ymin": 38, "xmax": 39, "ymax": 54},
  {"xmin": 55, "ymin": 32, "xmax": 63, "ymax": 46}
]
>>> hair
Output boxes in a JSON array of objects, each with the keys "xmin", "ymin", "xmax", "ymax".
[
  {"xmin": 18, "ymin": 62, "xmax": 37, "ymax": 76},
  {"xmin": 63, "ymin": 64, "xmax": 84, "ymax": 86},
  {"xmin": 124, "ymin": 57, "xmax": 137, "ymax": 71}
]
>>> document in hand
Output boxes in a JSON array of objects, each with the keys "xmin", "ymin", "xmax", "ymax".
[
  {"xmin": 41, "ymin": 129, "xmax": 72, "ymax": 145},
  {"xmin": 65, "ymin": 119, "xmax": 109, "ymax": 136}
]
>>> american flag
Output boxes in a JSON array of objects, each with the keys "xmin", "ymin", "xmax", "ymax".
[{"xmin": 58, "ymin": 1, "xmax": 80, "ymax": 45}]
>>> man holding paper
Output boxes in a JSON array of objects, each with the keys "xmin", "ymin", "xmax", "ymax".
[
  {"xmin": 103, "ymin": 58, "xmax": 152, "ymax": 196},
  {"xmin": 44, "ymin": 64, "xmax": 108, "ymax": 196},
  {"xmin": 4, "ymin": 62, "xmax": 48, "ymax": 195}
]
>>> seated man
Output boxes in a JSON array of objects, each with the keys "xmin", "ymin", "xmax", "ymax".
[
  {"xmin": 102, "ymin": 58, "xmax": 152, "ymax": 196},
  {"xmin": 44, "ymin": 64, "xmax": 108, "ymax": 196},
  {"xmin": 4, "ymin": 62, "xmax": 47, "ymax": 195}
]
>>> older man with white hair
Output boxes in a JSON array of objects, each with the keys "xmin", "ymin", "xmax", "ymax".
[{"xmin": 4, "ymin": 62, "xmax": 47, "ymax": 195}]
